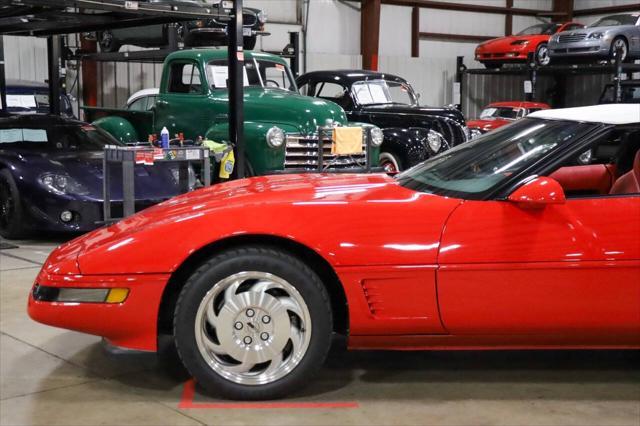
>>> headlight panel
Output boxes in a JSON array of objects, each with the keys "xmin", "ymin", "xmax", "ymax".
[
  {"xmin": 266, "ymin": 127, "xmax": 285, "ymax": 148},
  {"xmin": 39, "ymin": 173, "xmax": 89, "ymax": 195},
  {"xmin": 427, "ymin": 130, "xmax": 443, "ymax": 153},
  {"xmin": 370, "ymin": 127, "xmax": 384, "ymax": 146},
  {"xmin": 588, "ymin": 32, "xmax": 604, "ymax": 40}
]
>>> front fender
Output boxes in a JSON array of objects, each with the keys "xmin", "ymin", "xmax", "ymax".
[
  {"xmin": 93, "ymin": 116, "xmax": 139, "ymax": 143},
  {"xmin": 205, "ymin": 121, "xmax": 299, "ymax": 175},
  {"xmin": 381, "ymin": 127, "xmax": 432, "ymax": 169}
]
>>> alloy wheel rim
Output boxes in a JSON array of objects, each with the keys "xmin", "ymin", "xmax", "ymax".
[
  {"xmin": 538, "ymin": 45, "xmax": 550, "ymax": 66},
  {"xmin": 613, "ymin": 40, "xmax": 627, "ymax": 61},
  {"xmin": 194, "ymin": 271, "xmax": 312, "ymax": 385}
]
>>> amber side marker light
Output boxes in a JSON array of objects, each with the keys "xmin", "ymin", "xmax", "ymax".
[{"xmin": 32, "ymin": 285, "xmax": 130, "ymax": 304}]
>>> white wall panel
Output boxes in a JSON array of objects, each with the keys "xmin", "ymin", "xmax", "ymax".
[
  {"xmin": 575, "ymin": 0, "xmax": 639, "ymax": 10},
  {"xmin": 306, "ymin": 0, "xmax": 360, "ymax": 55},
  {"xmin": 306, "ymin": 53, "xmax": 362, "ymax": 72},
  {"xmin": 420, "ymin": 9, "xmax": 505, "ymax": 37},
  {"xmin": 245, "ymin": 0, "xmax": 298, "ymax": 23},
  {"xmin": 378, "ymin": 55, "xmax": 456, "ymax": 107},
  {"xmin": 380, "ymin": 5, "xmax": 412, "ymax": 57},
  {"xmin": 513, "ymin": 0, "xmax": 551, "ymax": 10},
  {"xmin": 2, "ymin": 36, "xmax": 48, "ymax": 83}
]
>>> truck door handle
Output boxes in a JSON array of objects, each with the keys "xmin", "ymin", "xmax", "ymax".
[{"xmin": 215, "ymin": 113, "xmax": 229, "ymax": 121}]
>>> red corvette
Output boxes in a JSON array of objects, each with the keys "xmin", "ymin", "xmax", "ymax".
[
  {"xmin": 29, "ymin": 104, "xmax": 640, "ymax": 400},
  {"xmin": 467, "ymin": 101, "xmax": 551, "ymax": 135},
  {"xmin": 475, "ymin": 22, "xmax": 583, "ymax": 68}
]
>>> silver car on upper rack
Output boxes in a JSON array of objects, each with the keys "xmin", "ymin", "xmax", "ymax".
[{"xmin": 548, "ymin": 13, "xmax": 640, "ymax": 64}]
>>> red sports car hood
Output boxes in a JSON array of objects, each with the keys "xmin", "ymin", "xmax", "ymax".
[
  {"xmin": 44, "ymin": 173, "xmax": 461, "ymax": 275},
  {"xmin": 467, "ymin": 118, "xmax": 510, "ymax": 132}
]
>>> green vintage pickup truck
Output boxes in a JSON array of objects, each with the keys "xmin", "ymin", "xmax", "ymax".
[{"xmin": 84, "ymin": 49, "xmax": 382, "ymax": 175}]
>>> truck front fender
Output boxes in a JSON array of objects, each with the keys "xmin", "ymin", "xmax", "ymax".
[
  {"xmin": 93, "ymin": 116, "xmax": 139, "ymax": 144},
  {"xmin": 205, "ymin": 121, "xmax": 299, "ymax": 176}
]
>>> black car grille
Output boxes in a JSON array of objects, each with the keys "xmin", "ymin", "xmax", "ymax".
[
  {"xmin": 558, "ymin": 33, "xmax": 586, "ymax": 43},
  {"xmin": 430, "ymin": 118, "xmax": 467, "ymax": 147},
  {"xmin": 284, "ymin": 135, "xmax": 367, "ymax": 170}
]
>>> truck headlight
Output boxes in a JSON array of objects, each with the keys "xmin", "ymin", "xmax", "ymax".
[
  {"xmin": 39, "ymin": 173, "xmax": 89, "ymax": 195},
  {"xmin": 427, "ymin": 130, "xmax": 443, "ymax": 153},
  {"xmin": 370, "ymin": 127, "xmax": 384, "ymax": 146},
  {"xmin": 266, "ymin": 127, "xmax": 285, "ymax": 148},
  {"xmin": 257, "ymin": 11, "xmax": 267, "ymax": 24}
]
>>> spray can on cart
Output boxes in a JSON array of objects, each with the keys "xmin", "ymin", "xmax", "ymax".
[{"xmin": 160, "ymin": 126, "xmax": 170, "ymax": 149}]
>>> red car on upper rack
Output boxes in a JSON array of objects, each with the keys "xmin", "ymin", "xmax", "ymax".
[
  {"xmin": 467, "ymin": 101, "xmax": 551, "ymax": 136},
  {"xmin": 475, "ymin": 22, "xmax": 584, "ymax": 68}
]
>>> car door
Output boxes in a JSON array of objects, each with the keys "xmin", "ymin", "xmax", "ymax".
[
  {"xmin": 155, "ymin": 60, "xmax": 212, "ymax": 140},
  {"xmin": 437, "ymin": 130, "xmax": 640, "ymax": 341}
]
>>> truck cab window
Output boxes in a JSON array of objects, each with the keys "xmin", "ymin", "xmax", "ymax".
[{"xmin": 168, "ymin": 62, "xmax": 202, "ymax": 94}]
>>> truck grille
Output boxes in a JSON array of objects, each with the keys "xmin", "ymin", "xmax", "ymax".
[
  {"xmin": 558, "ymin": 33, "xmax": 586, "ymax": 43},
  {"xmin": 284, "ymin": 134, "xmax": 367, "ymax": 170}
]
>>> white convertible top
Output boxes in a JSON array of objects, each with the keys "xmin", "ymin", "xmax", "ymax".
[{"xmin": 528, "ymin": 104, "xmax": 640, "ymax": 125}]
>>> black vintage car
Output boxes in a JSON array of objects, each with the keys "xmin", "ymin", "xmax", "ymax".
[
  {"xmin": 98, "ymin": 0, "xmax": 267, "ymax": 52},
  {"xmin": 297, "ymin": 70, "xmax": 470, "ymax": 172}
]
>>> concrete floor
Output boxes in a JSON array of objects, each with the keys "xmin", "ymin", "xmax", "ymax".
[{"xmin": 1, "ymin": 239, "xmax": 639, "ymax": 426}]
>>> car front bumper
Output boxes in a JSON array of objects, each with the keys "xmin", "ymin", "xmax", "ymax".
[
  {"xmin": 549, "ymin": 39, "xmax": 610, "ymax": 58},
  {"xmin": 28, "ymin": 270, "xmax": 168, "ymax": 351},
  {"xmin": 21, "ymin": 191, "xmax": 169, "ymax": 234},
  {"xmin": 475, "ymin": 45, "xmax": 534, "ymax": 62}
]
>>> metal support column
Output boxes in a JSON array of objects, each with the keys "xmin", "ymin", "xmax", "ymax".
[
  {"xmin": 289, "ymin": 32, "xmax": 300, "ymax": 77},
  {"xmin": 47, "ymin": 35, "xmax": 62, "ymax": 115},
  {"xmin": 228, "ymin": 0, "xmax": 245, "ymax": 178},
  {"xmin": 0, "ymin": 36, "xmax": 6, "ymax": 113},
  {"xmin": 613, "ymin": 45, "xmax": 623, "ymax": 103}
]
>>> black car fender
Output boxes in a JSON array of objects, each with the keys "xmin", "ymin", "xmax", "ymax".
[{"xmin": 381, "ymin": 127, "xmax": 435, "ymax": 169}]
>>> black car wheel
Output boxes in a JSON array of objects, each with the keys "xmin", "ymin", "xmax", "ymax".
[
  {"xmin": 173, "ymin": 246, "xmax": 332, "ymax": 400},
  {"xmin": 535, "ymin": 43, "xmax": 551, "ymax": 67},
  {"xmin": 0, "ymin": 169, "xmax": 25, "ymax": 239},
  {"xmin": 98, "ymin": 30, "xmax": 121, "ymax": 53},
  {"xmin": 609, "ymin": 37, "xmax": 629, "ymax": 63},
  {"xmin": 379, "ymin": 151, "xmax": 402, "ymax": 173},
  {"xmin": 243, "ymin": 35, "xmax": 257, "ymax": 50}
]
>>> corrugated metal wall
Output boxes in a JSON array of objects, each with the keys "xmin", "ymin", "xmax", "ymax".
[{"xmin": 461, "ymin": 72, "xmax": 616, "ymax": 118}]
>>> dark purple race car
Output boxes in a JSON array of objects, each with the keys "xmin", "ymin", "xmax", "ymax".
[{"xmin": 0, "ymin": 114, "xmax": 186, "ymax": 239}]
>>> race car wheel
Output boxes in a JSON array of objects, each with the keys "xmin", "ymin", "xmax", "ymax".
[
  {"xmin": 174, "ymin": 247, "xmax": 332, "ymax": 400},
  {"xmin": 0, "ymin": 169, "xmax": 25, "ymax": 239}
]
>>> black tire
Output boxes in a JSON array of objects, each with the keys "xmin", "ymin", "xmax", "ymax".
[
  {"xmin": 98, "ymin": 30, "xmax": 121, "ymax": 53},
  {"xmin": 243, "ymin": 35, "xmax": 257, "ymax": 51},
  {"xmin": 0, "ymin": 169, "xmax": 26, "ymax": 240},
  {"xmin": 173, "ymin": 247, "xmax": 333, "ymax": 400},
  {"xmin": 535, "ymin": 43, "xmax": 551, "ymax": 67},
  {"xmin": 609, "ymin": 37, "xmax": 629, "ymax": 64}
]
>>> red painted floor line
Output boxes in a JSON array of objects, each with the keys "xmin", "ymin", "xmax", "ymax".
[{"xmin": 178, "ymin": 379, "xmax": 359, "ymax": 409}]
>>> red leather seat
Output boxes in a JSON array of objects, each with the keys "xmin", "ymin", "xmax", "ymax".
[
  {"xmin": 550, "ymin": 164, "xmax": 615, "ymax": 195},
  {"xmin": 610, "ymin": 150, "xmax": 640, "ymax": 195}
]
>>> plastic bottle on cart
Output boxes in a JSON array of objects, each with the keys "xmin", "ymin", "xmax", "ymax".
[{"xmin": 160, "ymin": 127, "xmax": 170, "ymax": 149}]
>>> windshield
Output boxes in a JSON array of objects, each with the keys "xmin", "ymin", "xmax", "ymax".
[
  {"xmin": 352, "ymin": 79, "xmax": 417, "ymax": 106},
  {"xmin": 396, "ymin": 118, "xmax": 597, "ymax": 199},
  {"xmin": 480, "ymin": 107, "xmax": 522, "ymax": 120},
  {"xmin": 206, "ymin": 58, "xmax": 297, "ymax": 92},
  {"xmin": 0, "ymin": 123, "xmax": 123, "ymax": 151},
  {"xmin": 517, "ymin": 23, "xmax": 559, "ymax": 35},
  {"xmin": 589, "ymin": 14, "xmax": 639, "ymax": 27}
]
